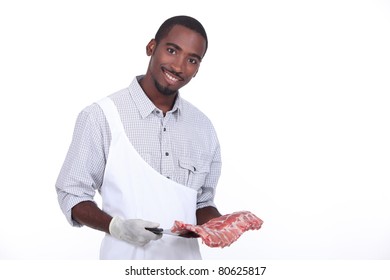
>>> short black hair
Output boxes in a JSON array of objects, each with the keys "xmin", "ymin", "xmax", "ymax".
[{"xmin": 155, "ymin": 15, "xmax": 208, "ymax": 56}]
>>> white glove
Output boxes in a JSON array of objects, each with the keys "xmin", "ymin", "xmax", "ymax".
[{"xmin": 109, "ymin": 216, "xmax": 162, "ymax": 246}]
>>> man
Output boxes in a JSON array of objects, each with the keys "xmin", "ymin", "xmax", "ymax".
[{"xmin": 56, "ymin": 15, "xmax": 222, "ymax": 259}]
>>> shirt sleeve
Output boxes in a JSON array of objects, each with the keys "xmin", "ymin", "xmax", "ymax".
[
  {"xmin": 55, "ymin": 104, "xmax": 110, "ymax": 226},
  {"xmin": 196, "ymin": 140, "xmax": 222, "ymax": 210}
]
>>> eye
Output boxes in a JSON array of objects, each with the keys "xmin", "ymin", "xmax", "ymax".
[
  {"xmin": 188, "ymin": 58, "xmax": 199, "ymax": 65},
  {"xmin": 167, "ymin": 48, "xmax": 176, "ymax": 54}
]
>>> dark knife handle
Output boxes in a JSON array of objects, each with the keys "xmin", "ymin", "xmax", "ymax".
[{"xmin": 145, "ymin": 227, "xmax": 163, "ymax": 234}]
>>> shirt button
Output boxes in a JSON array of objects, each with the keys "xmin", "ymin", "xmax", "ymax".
[{"xmin": 165, "ymin": 152, "xmax": 169, "ymax": 156}]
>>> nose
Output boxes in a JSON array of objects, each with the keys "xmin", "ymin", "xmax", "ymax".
[{"xmin": 171, "ymin": 55, "xmax": 185, "ymax": 73}]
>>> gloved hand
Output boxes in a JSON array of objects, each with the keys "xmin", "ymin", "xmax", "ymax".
[{"xmin": 109, "ymin": 216, "xmax": 162, "ymax": 246}]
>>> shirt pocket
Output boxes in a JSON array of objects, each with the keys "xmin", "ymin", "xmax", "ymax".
[{"xmin": 178, "ymin": 158, "xmax": 210, "ymax": 191}]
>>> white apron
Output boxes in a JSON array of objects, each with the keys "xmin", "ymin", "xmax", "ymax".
[{"xmin": 97, "ymin": 97, "xmax": 201, "ymax": 260}]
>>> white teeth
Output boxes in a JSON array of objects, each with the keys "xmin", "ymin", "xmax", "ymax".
[{"xmin": 165, "ymin": 72, "xmax": 178, "ymax": 82}]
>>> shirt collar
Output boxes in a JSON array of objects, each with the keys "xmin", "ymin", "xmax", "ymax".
[{"xmin": 129, "ymin": 76, "xmax": 182, "ymax": 119}]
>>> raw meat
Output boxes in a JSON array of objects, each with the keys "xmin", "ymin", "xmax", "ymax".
[{"xmin": 171, "ymin": 211, "xmax": 263, "ymax": 248}]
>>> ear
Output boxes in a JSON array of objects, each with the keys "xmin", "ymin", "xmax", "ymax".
[{"xmin": 146, "ymin": 39, "xmax": 156, "ymax": 56}]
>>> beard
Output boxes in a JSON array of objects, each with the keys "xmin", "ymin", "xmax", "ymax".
[{"xmin": 154, "ymin": 79, "xmax": 178, "ymax": 96}]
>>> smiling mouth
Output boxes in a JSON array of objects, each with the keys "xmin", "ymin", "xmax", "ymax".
[{"xmin": 162, "ymin": 68, "xmax": 183, "ymax": 84}]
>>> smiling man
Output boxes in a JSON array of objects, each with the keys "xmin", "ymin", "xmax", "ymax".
[
  {"xmin": 141, "ymin": 23, "xmax": 206, "ymax": 113},
  {"xmin": 55, "ymin": 16, "xmax": 222, "ymax": 259}
]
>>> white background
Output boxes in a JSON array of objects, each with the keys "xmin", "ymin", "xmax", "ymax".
[{"xmin": 0, "ymin": 0, "xmax": 389, "ymax": 260}]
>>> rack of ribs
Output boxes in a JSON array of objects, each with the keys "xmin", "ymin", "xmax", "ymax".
[{"xmin": 171, "ymin": 210, "xmax": 263, "ymax": 248}]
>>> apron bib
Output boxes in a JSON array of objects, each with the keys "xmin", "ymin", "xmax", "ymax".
[{"xmin": 97, "ymin": 97, "xmax": 201, "ymax": 260}]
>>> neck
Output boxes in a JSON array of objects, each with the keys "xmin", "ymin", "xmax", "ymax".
[{"xmin": 139, "ymin": 75, "xmax": 177, "ymax": 114}]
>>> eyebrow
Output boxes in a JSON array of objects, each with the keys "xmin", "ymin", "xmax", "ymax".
[{"xmin": 165, "ymin": 42, "xmax": 203, "ymax": 62}]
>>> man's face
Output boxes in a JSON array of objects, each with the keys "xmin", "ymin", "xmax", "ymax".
[{"xmin": 147, "ymin": 25, "xmax": 207, "ymax": 96}]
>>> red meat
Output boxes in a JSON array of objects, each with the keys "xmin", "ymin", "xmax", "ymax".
[{"xmin": 171, "ymin": 211, "xmax": 263, "ymax": 248}]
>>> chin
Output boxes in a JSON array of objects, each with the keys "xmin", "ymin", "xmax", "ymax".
[{"xmin": 154, "ymin": 79, "xmax": 178, "ymax": 96}]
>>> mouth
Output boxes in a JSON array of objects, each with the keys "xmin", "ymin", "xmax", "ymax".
[{"xmin": 162, "ymin": 68, "xmax": 183, "ymax": 85}]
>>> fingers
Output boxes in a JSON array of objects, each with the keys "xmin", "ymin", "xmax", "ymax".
[
  {"xmin": 109, "ymin": 217, "xmax": 163, "ymax": 246},
  {"xmin": 141, "ymin": 222, "xmax": 162, "ymax": 241},
  {"xmin": 142, "ymin": 220, "xmax": 160, "ymax": 229}
]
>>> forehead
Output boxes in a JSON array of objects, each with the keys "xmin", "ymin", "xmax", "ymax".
[{"xmin": 161, "ymin": 25, "xmax": 207, "ymax": 58}]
